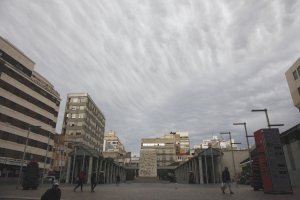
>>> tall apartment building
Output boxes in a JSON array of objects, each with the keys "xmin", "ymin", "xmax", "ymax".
[
  {"xmin": 285, "ymin": 58, "xmax": 300, "ymax": 111},
  {"xmin": 0, "ymin": 36, "xmax": 61, "ymax": 176},
  {"xmin": 163, "ymin": 132, "xmax": 191, "ymax": 162},
  {"xmin": 61, "ymin": 93, "xmax": 105, "ymax": 152}
]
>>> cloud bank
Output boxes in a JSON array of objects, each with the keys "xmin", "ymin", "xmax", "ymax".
[{"xmin": 0, "ymin": 0, "xmax": 299, "ymax": 154}]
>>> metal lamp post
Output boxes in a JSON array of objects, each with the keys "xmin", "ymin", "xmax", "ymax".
[
  {"xmin": 41, "ymin": 130, "xmax": 51, "ymax": 185},
  {"xmin": 251, "ymin": 109, "xmax": 284, "ymax": 128},
  {"xmin": 233, "ymin": 122, "xmax": 253, "ymax": 163},
  {"xmin": 220, "ymin": 132, "xmax": 241, "ymax": 177},
  {"xmin": 16, "ymin": 125, "xmax": 41, "ymax": 189}
]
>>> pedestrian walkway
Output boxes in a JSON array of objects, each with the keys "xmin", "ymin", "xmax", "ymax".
[{"xmin": 0, "ymin": 183, "xmax": 298, "ymax": 200}]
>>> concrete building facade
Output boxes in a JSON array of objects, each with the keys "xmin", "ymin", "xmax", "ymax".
[
  {"xmin": 0, "ymin": 36, "xmax": 61, "ymax": 177},
  {"xmin": 62, "ymin": 93, "xmax": 105, "ymax": 152},
  {"xmin": 285, "ymin": 58, "xmax": 300, "ymax": 111},
  {"xmin": 102, "ymin": 131, "xmax": 131, "ymax": 166},
  {"xmin": 141, "ymin": 137, "xmax": 177, "ymax": 167},
  {"xmin": 280, "ymin": 123, "xmax": 300, "ymax": 187},
  {"xmin": 195, "ymin": 136, "xmax": 237, "ymax": 150},
  {"xmin": 61, "ymin": 93, "xmax": 106, "ymax": 183}
]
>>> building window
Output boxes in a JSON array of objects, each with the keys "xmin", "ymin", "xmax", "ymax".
[
  {"xmin": 293, "ymin": 70, "xmax": 298, "ymax": 80},
  {"xmin": 71, "ymin": 98, "xmax": 79, "ymax": 103},
  {"xmin": 71, "ymin": 114, "xmax": 76, "ymax": 118},
  {"xmin": 78, "ymin": 113, "xmax": 85, "ymax": 118},
  {"xmin": 80, "ymin": 98, "xmax": 87, "ymax": 103},
  {"xmin": 76, "ymin": 132, "xmax": 81, "ymax": 135},
  {"xmin": 71, "ymin": 106, "xmax": 77, "ymax": 110},
  {"xmin": 79, "ymin": 106, "xmax": 85, "ymax": 110},
  {"xmin": 77, "ymin": 122, "xmax": 83, "ymax": 126}
]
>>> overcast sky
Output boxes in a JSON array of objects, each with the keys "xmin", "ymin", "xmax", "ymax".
[{"xmin": 0, "ymin": 0, "xmax": 299, "ymax": 155}]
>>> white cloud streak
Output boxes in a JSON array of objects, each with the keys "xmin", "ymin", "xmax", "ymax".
[{"xmin": 0, "ymin": 0, "xmax": 299, "ymax": 154}]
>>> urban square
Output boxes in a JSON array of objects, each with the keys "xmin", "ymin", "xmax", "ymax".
[{"xmin": 0, "ymin": 1, "xmax": 300, "ymax": 200}]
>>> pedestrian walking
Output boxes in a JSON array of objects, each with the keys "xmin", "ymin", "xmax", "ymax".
[
  {"xmin": 74, "ymin": 171, "xmax": 85, "ymax": 192},
  {"xmin": 41, "ymin": 180, "xmax": 61, "ymax": 200},
  {"xmin": 221, "ymin": 167, "xmax": 234, "ymax": 194},
  {"xmin": 91, "ymin": 172, "xmax": 97, "ymax": 192},
  {"xmin": 116, "ymin": 174, "xmax": 120, "ymax": 186}
]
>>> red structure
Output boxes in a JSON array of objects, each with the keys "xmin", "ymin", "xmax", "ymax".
[{"xmin": 254, "ymin": 128, "xmax": 293, "ymax": 194}]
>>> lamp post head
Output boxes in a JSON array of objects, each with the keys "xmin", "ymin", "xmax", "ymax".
[
  {"xmin": 233, "ymin": 122, "xmax": 246, "ymax": 126},
  {"xmin": 251, "ymin": 109, "xmax": 267, "ymax": 112}
]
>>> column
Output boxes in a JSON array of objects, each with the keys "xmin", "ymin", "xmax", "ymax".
[
  {"xmin": 194, "ymin": 159, "xmax": 199, "ymax": 184},
  {"xmin": 198, "ymin": 156, "xmax": 204, "ymax": 184},
  {"xmin": 87, "ymin": 156, "xmax": 93, "ymax": 184},
  {"xmin": 218, "ymin": 156, "xmax": 222, "ymax": 183},
  {"xmin": 105, "ymin": 162, "xmax": 109, "ymax": 183},
  {"xmin": 204, "ymin": 155, "xmax": 208, "ymax": 184},
  {"xmin": 66, "ymin": 156, "xmax": 71, "ymax": 184}
]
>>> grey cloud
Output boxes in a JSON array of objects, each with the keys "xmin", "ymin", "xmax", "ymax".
[{"xmin": 0, "ymin": 0, "xmax": 299, "ymax": 154}]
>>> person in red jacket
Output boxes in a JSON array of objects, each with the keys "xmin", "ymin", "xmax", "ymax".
[{"xmin": 74, "ymin": 171, "xmax": 85, "ymax": 192}]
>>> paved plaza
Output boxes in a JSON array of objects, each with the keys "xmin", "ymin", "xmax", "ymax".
[{"xmin": 0, "ymin": 182, "xmax": 299, "ymax": 200}]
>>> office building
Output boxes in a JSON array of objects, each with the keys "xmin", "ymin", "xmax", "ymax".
[{"xmin": 0, "ymin": 36, "xmax": 61, "ymax": 176}]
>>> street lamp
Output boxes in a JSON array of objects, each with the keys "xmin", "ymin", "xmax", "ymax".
[
  {"xmin": 233, "ymin": 122, "xmax": 253, "ymax": 163},
  {"xmin": 41, "ymin": 128, "xmax": 51, "ymax": 185},
  {"xmin": 251, "ymin": 109, "xmax": 284, "ymax": 128},
  {"xmin": 220, "ymin": 132, "xmax": 241, "ymax": 177},
  {"xmin": 17, "ymin": 125, "xmax": 41, "ymax": 189}
]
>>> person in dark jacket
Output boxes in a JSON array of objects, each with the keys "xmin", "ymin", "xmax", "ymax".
[
  {"xmin": 116, "ymin": 174, "xmax": 120, "ymax": 186},
  {"xmin": 221, "ymin": 167, "xmax": 234, "ymax": 194},
  {"xmin": 41, "ymin": 181, "xmax": 61, "ymax": 200},
  {"xmin": 74, "ymin": 171, "xmax": 85, "ymax": 192},
  {"xmin": 91, "ymin": 172, "xmax": 97, "ymax": 192}
]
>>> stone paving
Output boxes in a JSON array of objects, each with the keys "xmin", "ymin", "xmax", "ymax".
[{"xmin": 0, "ymin": 182, "xmax": 298, "ymax": 200}]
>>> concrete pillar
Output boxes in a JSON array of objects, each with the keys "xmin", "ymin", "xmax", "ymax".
[
  {"xmin": 109, "ymin": 164, "xmax": 113, "ymax": 183},
  {"xmin": 103, "ymin": 161, "xmax": 107, "ymax": 183},
  {"xmin": 194, "ymin": 159, "xmax": 199, "ymax": 183},
  {"xmin": 198, "ymin": 156, "xmax": 204, "ymax": 184},
  {"xmin": 87, "ymin": 156, "xmax": 93, "ymax": 184},
  {"xmin": 218, "ymin": 156, "xmax": 222, "ymax": 183},
  {"xmin": 204, "ymin": 155, "xmax": 208, "ymax": 184},
  {"xmin": 66, "ymin": 156, "xmax": 71, "ymax": 184},
  {"xmin": 106, "ymin": 163, "xmax": 110, "ymax": 183},
  {"xmin": 105, "ymin": 162, "xmax": 109, "ymax": 183}
]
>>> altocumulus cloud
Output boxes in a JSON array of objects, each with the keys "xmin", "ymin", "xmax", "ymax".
[{"xmin": 0, "ymin": 0, "xmax": 299, "ymax": 154}]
